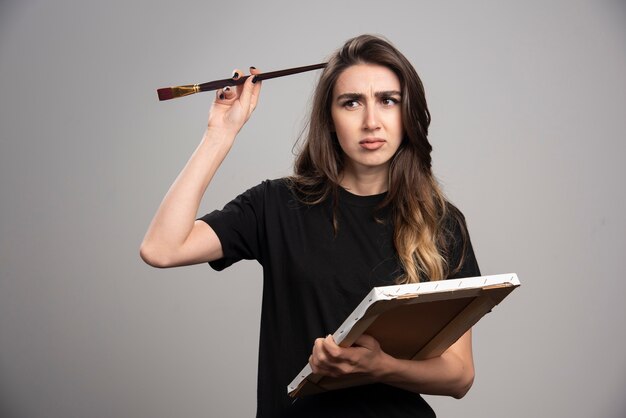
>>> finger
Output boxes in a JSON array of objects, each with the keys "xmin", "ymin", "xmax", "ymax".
[
  {"xmin": 314, "ymin": 337, "xmax": 339, "ymax": 364},
  {"xmin": 312, "ymin": 337, "xmax": 326, "ymax": 355},
  {"xmin": 231, "ymin": 68, "xmax": 243, "ymax": 81},
  {"xmin": 215, "ymin": 88, "xmax": 227, "ymax": 102},
  {"xmin": 309, "ymin": 355, "xmax": 320, "ymax": 373},
  {"xmin": 322, "ymin": 335, "xmax": 344, "ymax": 361},
  {"xmin": 222, "ymin": 85, "xmax": 237, "ymax": 100},
  {"xmin": 238, "ymin": 67, "xmax": 261, "ymax": 113},
  {"xmin": 248, "ymin": 66, "xmax": 262, "ymax": 111},
  {"xmin": 309, "ymin": 353, "xmax": 328, "ymax": 373},
  {"xmin": 310, "ymin": 353, "xmax": 342, "ymax": 377},
  {"xmin": 214, "ymin": 86, "xmax": 235, "ymax": 103},
  {"xmin": 310, "ymin": 341, "xmax": 329, "ymax": 373},
  {"xmin": 231, "ymin": 68, "xmax": 245, "ymax": 96},
  {"xmin": 215, "ymin": 68, "xmax": 241, "ymax": 102}
]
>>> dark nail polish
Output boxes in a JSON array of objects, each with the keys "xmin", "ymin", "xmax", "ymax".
[
  {"xmin": 251, "ymin": 75, "xmax": 258, "ymax": 84},
  {"xmin": 250, "ymin": 66, "xmax": 256, "ymax": 70},
  {"xmin": 232, "ymin": 71, "xmax": 240, "ymax": 79},
  {"xmin": 219, "ymin": 93, "xmax": 225, "ymax": 100}
]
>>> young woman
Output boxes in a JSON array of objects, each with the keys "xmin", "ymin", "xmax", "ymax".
[{"xmin": 141, "ymin": 34, "xmax": 480, "ymax": 418}]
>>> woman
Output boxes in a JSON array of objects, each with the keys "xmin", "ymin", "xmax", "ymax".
[{"xmin": 141, "ymin": 34, "xmax": 480, "ymax": 417}]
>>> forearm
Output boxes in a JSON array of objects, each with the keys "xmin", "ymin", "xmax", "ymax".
[
  {"xmin": 310, "ymin": 330, "xmax": 475, "ymax": 399},
  {"xmin": 377, "ymin": 348, "xmax": 474, "ymax": 398},
  {"xmin": 140, "ymin": 128, "xmax": 234, "ymax": 265}
]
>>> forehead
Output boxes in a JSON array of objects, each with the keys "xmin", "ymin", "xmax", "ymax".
[{"xmin": 333, "ymin": 64, "xmax": 400, "ymax": 96}]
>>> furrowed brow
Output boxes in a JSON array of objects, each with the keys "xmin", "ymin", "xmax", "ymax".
[
  {"xmin": 335, "ymin": 90, "xmax": 402, "ymax": 102},
  {"xmin": 375, "ymin": 90, "xmax": 402, "ymax": 98},
  {"xmin": 336, "ymin": 92, "xmax": 364, "ymax": 101}
]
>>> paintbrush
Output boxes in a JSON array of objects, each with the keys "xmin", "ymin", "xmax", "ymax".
[{"xmin": 157, "ymin": 63, "xmax": 327, "ymax": 101}]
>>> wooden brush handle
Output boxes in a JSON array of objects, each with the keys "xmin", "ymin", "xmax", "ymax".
[{"xmin": 158, "ymin": 63, "xmax": 327, "ymax": 101}]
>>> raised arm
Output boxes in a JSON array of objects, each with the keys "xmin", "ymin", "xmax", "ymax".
[{"xmin": 140, "ymin": 68, "xmax": 262, "ymax": 268}]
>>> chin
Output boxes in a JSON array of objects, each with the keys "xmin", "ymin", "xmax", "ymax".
[{"xmin": 359, "ymin": 156, "xmax": 394, "ymax": 168}]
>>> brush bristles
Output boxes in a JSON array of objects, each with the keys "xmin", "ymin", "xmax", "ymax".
[{"xmin": 157, "ymin": 88, "xmax": 174, "ymax": 101}]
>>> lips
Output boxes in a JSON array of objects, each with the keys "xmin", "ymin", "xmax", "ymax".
[{"xmin": 359, "ymin": 138, "xmax": 386, "ymax": 150}]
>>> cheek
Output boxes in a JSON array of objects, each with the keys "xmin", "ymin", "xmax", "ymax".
[
  {"xmin": 332, "ymin": 121, "xmax": 351, "ymax": 144},
  {"xmin": 390, "ymin": 110, "xmax": 403, "ymax": 131},
  {"xmin": 332, "ymin": 113, "xmax": 360, "ymax": 137},
  {"xmin": 335, "ymin": 133, "xmax": 349, "ymax": 154},
  {"xmin": 390, "ymin": 117, "xmax": 404, "ymax": 141}
]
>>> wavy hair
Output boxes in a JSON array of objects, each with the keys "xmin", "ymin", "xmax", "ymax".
[{"xmin": 290, "ymin": 34, "xmax": 467, "ymax": 283}]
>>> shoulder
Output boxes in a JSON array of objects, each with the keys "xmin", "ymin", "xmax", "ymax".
[
  {"xmin": 442, "ymin": 201, "xmax": 468, "ymax": 240},
  {"xmin": 440, "ymin": 201, "xmax": 481, "ymax": 279},
  {"xmin": 233, "ymin": 178, "xmax": 293, "ymax": 201},
  {"xmin": 222, "ymin": 178, "xmax": 310, "ymax": 216},
  {"xmin": 262, "ymin": 177, "xmax": 293, "ymax": 194}
]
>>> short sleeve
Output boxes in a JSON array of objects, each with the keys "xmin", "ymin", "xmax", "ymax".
[
  {"xmin": 445, "ymin": 206, "xmax": 481, "ymax": 280},
  {"xmin": 198, "ymin": 182, "xmax": 268, "ymax": 271}
]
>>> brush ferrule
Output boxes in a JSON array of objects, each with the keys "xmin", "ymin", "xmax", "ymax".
[{"xmin": 171, "ymin": 84, "xmax": 200, "ymax": 98}]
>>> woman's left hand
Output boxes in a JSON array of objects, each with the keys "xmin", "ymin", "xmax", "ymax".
[
  {"xmin": 308, "ymin": 330, "xmax": 475, "ymax": 398},
  {"xmin": 308, "ymin": 334, "xmax": 388, "ymax": 379}
]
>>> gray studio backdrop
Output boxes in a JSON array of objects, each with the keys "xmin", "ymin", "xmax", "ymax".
[{"xmin": 1, "ymin": 1, "xmax": 625, "ymax": 417}]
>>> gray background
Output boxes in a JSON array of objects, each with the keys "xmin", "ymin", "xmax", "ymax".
[{"xmin": 1, "ymin": 0, "xmax": 625, "ymax": 417}]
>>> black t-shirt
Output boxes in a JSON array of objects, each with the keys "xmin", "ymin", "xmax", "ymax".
[{"xmin": 200, "ymin": 179, "xmax": 480, "ymax": 417}]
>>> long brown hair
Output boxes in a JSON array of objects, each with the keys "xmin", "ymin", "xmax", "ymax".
[{"xmin": 290, "ymin": 34, "xmax": 467, "ymax": 283}]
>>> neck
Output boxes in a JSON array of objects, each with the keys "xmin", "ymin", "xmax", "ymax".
[{"xmin": 339, "ymin": 163, "xmax": 389, "ymax": 196}]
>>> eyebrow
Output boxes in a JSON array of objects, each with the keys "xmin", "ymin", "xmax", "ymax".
[{"xmin": 335, "ymin": 90, "xmax": 402, "ymax": 101}]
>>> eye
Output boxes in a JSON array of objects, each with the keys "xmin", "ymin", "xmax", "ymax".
[
  {"xmin": 381, "ymin": 97, "xmax": 400, "ymax": 106},
  {"xmin": 342, "ymin": 99, "xmax": 360, "ymax": 109}
]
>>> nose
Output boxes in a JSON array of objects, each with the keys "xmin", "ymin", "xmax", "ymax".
[{"xmin": 362, "ymin": 105, "xmax": 381, "ymax": 131}]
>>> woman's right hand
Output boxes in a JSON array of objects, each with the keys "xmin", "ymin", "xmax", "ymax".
[{"xmin": 207, "ymin": 67, "xmax": 262, "ymax": 136}]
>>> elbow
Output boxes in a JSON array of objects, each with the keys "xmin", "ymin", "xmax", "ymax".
[
  {"xmin": 140, "ymin": 242, "xmax": 173, "ymax": 268},
  {"xmin": 451, "ymin": 369, "xmax": 475, "ymax": 399}
]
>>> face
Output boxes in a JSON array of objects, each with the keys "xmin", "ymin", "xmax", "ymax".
[{"xmin": 331, "ymin": 63, "xmax": 403, "ymax": 176}]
